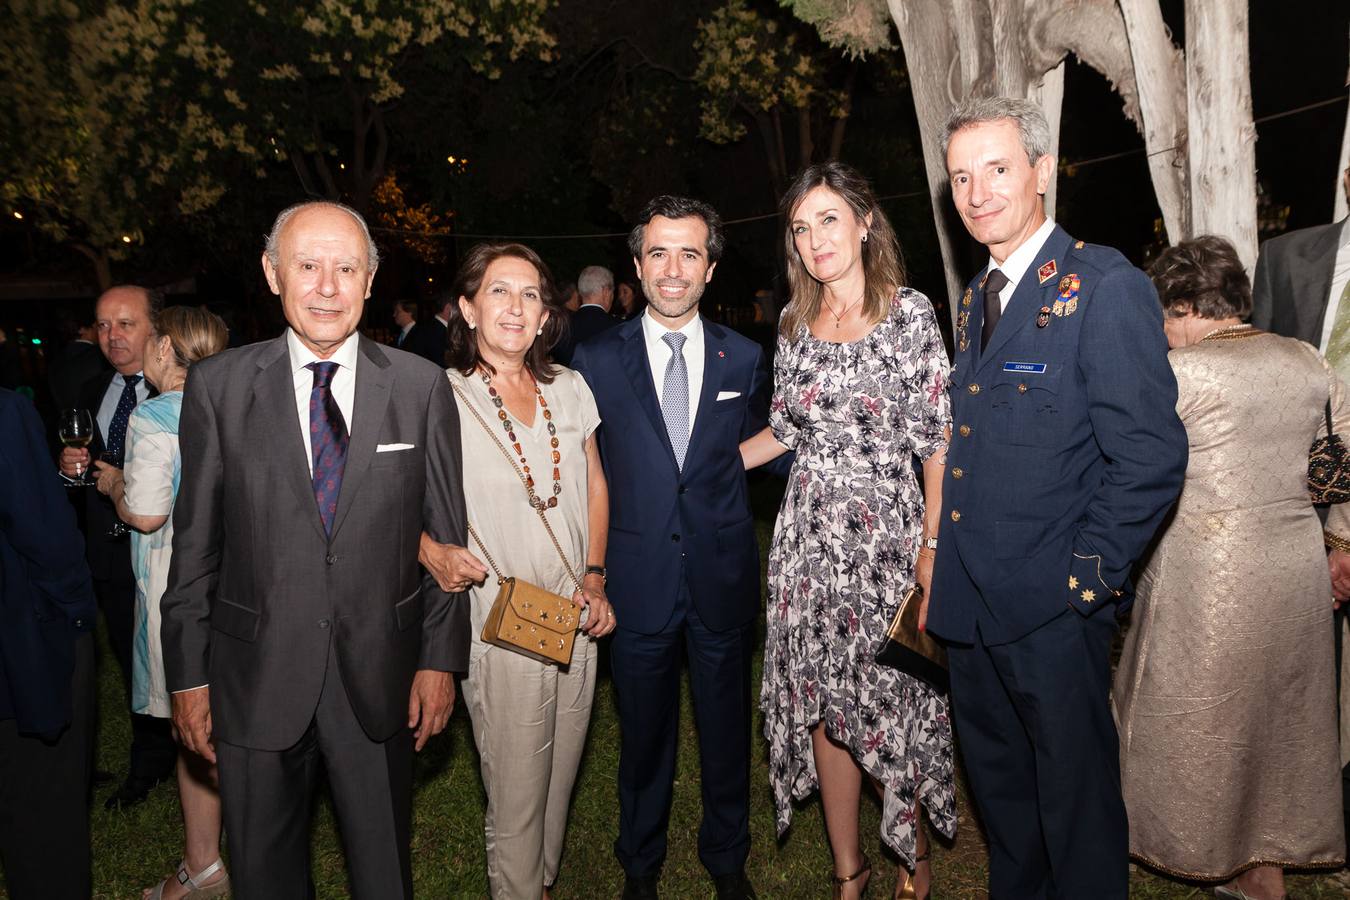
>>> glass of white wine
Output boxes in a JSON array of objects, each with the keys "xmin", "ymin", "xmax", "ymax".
[{"xmin": 57, "ymin": 408, "xmax": 94, "ymax": 486}]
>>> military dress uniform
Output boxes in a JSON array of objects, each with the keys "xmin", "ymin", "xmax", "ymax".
[{"xmin": 928, "ymin": 223, "xmax": 1187, "ymax": 899}]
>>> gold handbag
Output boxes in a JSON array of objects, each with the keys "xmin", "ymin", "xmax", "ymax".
[
  {"xmin": 452, "ymin": 382, "xmax": 584, "ymax": 666},
  {"xmin": 873, "ymin": 583, "xmax": 948, "ymax": 690}
]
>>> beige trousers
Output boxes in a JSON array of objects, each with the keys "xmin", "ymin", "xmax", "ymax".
[{"xmin": 462, "ymin": 638, "xmax": 598, "ymax": 899}]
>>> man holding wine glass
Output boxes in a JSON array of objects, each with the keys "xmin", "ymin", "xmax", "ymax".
[{"xmin": 58, "ymin": 284, "xmax": 177, "ymax": 809}]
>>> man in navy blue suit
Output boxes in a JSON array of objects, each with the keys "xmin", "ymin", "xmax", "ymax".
[
  {"xmin": 571, "ymin": 196, "xmax": 772, "ymax": 900},
  {"xmin": 0, "ymin": 389, "xmax": 98, "ymax": 898},
  {"xmin": 927, "ymin": 97, "xmax": 1186, "ymax": 899}
]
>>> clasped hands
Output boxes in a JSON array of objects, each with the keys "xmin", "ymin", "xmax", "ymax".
[
  {"xmin": 418, "ymin": 531, "xmax": 616, "ymax": 637},
  {"xmin": 1330, "ymin": 550, "xmax": 1350, "ymax": 610}
]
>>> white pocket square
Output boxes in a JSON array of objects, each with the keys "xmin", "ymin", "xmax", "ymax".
[
  {"xmin": 716, "ymin": 391, "xmax": 742, "ymax": 401},
  {"xmin": 376, "ymin": 443, "xmax": 415, "ymax": 452}
]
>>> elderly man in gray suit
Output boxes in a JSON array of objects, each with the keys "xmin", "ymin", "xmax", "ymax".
[
  {"xmin": 161, "ymin": 201, "xmax": 467, "ymax": 899},
  {"xmin": 1252, "ymin": 164, "xmax": 1350, "ymax": 871}
]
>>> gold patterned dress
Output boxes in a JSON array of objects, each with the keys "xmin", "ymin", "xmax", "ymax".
[{"xmin": 1113, "ymin": 326, "xmax": 1350, "ymax": 879}]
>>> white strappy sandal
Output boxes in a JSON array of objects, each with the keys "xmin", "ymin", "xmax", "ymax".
[{"xmin": 144, "ymin": 858, "xmax": 230, "ymax": 899}]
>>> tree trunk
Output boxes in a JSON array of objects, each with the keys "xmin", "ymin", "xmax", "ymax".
[
  {"xmin": 1185, "ymin": 0, "xmax": 1258, "ymax": 274},
  {"xmin": 1118, "ymin": 0, "xmax": 1191, "ymax": 242},
  {"xmin": 798, "ymin": 105, "xmax": 815, "ymax": 169},
  {"xmin": 1335, "ymin": 27, "xmax": 1349, "ymax": 223},
  {"xmin": 826, "ymin": 62, "xmax": 858, "ymax": 161},
  {"xmin": 885, "ymin": 0, "xmax": 967, "ymax": 314},
  {"xmin": 754, "ymin": 110, "xmax": 787, "ymax": 201},
  {"xmin": 1032, "ymin": 60, "xmax": 1065, "ymax": 217},
  {"xmin": 74, "ymin": 243, "xmax": 112, "ymax": 293}
]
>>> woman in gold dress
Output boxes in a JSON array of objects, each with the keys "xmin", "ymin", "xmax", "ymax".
[{"xmin": 1113, "ymin": 236, "xmax": 1350, "ymax": 900}]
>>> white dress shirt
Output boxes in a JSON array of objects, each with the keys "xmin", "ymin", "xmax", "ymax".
[
  {"xmin": 1315, "ymin": 219, "xmax": 1350, "ymax": 353},
  {"xmin": 987, "ymin": 216, "xmax": 1058, "ymax": 312},
  {"xmin": 287, "ymin": 329, "xmax": 359, "ymax": 475},
  {"xmin": 96, "ymin": 370, "xmax": 151, "ymax": 439},
  {"xmin": 642, "ymin": 310, "xmax": 705, "ymax": 438}
]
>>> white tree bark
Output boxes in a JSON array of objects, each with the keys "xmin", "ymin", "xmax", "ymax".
[
  {"xmin": 1032, "ymin": 60, "xmax": 1066, "ymax": 217},
  {"xmin": 885, "ymin": 0, "xmax": 969, "ymax": 311},
  {"xmin": 1336, "ymin": 26, "xmax": 1349, "ymax": 223},
  {"xmin": 1184, "ymin": 0, "xmax": 1258, "ymax": 274},
  {"xmin": 1117, "ymin": 0, "xmax": 1190, "ymax": 241}
]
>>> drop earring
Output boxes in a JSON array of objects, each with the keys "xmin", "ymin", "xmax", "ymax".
[{"xmin": 861, "ymin": 233, "xmax": 868, "ymax": 243}]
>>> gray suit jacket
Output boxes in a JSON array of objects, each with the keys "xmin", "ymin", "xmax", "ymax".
[
  {"xmin": 1251, "ymin": 218, "xmax": 1348, "ymax": 344},
  {"xmin": 161, "ymin": 335, "xmax": 467, "ymax": 750}
]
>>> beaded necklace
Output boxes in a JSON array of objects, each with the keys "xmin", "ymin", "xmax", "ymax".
[{"xmin": 480, "ymin": 370, "xmax": 561, "ymax": 509}]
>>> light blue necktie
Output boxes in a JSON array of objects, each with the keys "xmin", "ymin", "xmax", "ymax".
[{"xmin": 661, "ymin": 332, "xmax": 689, "ymax": 469}]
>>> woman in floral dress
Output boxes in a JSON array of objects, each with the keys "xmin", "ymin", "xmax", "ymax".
[{"xmin": 742, "ymin": 162, "xmax": 956, "ymax": 900}]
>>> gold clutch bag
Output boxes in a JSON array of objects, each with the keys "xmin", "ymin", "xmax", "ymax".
[
  {"xmin": 480, "ymin": 576, "xmax": 579, "ymax": 666},
  {"xmin": 874, "ymin": 583, "xmax": 948, "ymax": 690}
]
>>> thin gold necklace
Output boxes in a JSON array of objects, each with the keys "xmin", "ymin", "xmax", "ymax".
[{"xmin": 822, "ymin": 292, "xmax": 864, "ymax": 328}]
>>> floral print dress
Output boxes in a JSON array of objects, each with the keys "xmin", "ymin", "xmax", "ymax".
[{"xmin": 762, "ymin": 288, "xmax": 957, "ymax": 862}]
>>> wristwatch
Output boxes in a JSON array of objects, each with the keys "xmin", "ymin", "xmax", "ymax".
[
  {"xmin": 584, "ymin": 565, "xmax": 608, "ymax": 584},
  {"xmin": 922, "ymin": 537, "xmax": 938, "ymax": 551}
]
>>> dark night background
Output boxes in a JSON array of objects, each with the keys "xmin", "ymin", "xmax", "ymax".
[{"xmin": 1, "ymin": 0, "xmax": 1347, "ymax": 380}]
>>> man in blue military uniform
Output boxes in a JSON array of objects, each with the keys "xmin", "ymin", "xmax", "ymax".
[{"xmin": 926, "ymin": 97, "xmax": 1187, "ymax": 898}]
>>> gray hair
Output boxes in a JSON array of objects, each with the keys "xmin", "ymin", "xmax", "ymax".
[
  {"xmin": 942, "ymin": 96, "xmax": 1052, "ymax": 168},
  {"xmin": 264, "ymin": 200, "xmax": 380, "ymax": 271},
  {"xmin": 577, "ymin": 265, "xmax": 614, "ymax": 299}
]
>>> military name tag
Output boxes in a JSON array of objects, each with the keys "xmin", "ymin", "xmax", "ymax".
[{"xmin": 1003, "ymin": 361, "xmax": 1047, "ymax": 374}]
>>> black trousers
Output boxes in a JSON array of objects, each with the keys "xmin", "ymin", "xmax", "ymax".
[
  {"xmin": 610, "ymin": 582, "xmax": 754, "ymax": 879},
  {"xmin": 95, "ymin": 576, "xmax": 175, "ymax": 781},
  {"xmin": 947, "ymin": 608, "xmax": 1128, "ymax": 900},
  {"xmin": 216, "ymin": 644, "xmax": 414, "ymax": 900},
  {"xmin": 0, "ymin": 633, "xmax": 95, "ymax": 899}
]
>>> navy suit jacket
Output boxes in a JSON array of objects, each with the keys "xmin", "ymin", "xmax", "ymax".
[
  {"xmin": 928, "ymin": 227, "xmax": 1187, "ymax": 645},
  {"xmin": 571, "ymin": 316, "xmax": 778, "ymax": 634},
  {"xmin": 0, "ymin": 390, "xmax": 97, "ymax": 736}
]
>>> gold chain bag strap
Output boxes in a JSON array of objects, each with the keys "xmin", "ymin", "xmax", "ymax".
[{"xmin": 452, "ymin": 381, "xmax": 583, "ymax": 666}]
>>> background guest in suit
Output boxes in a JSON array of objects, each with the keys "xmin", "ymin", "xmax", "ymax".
[
  {"xmin": 570, "ymin": 196, "xmax": 778, "ymax": 900},
  {"xmin": 927, "ymin": 97, "xmax": 1186, "ymax": 899},
  {"xmin": 740, "ymin": 161, "xmax": 956, "ymax": 900},
  {"xmin": 420, "ymin": 242, "xmax": 616, "ymax": 899},
  {"xmin": 92, "ymin": 305, "xmax": 231, "ymax": 899},
  {"xmin": 554, "ymin": 265, "xmax": 621, "ymax": 365},
  {"xmin": 392, "ymin": 298, "xmax": 446, "ymax": 367},
  {"xmin": 1251, "ymin": 166, "xmax": 1350, "ymax": 860},
  {"xmin": 160, "ymin": 200, "xmax": 468, "ymax": 899},
  {"xmin": 0, "ymin": 388, "xmax": 98, "ymax": 900},
  {"xmin": 47, "ymin": 314, "xmax": 108, "ymax": 412},
  {"xmin": 1251, "ymin": 166, "xmax": 1350, "ymax": 366},
  {"xmin": 392, "ymin": 297, "xmax": 418, "ymax": 350},
  {"xmin": 58, "ymin": 285, "xmax": 178, "ymax": 809},
  {"xmin": 1116, "ymin": 236, "xmax": 1347, "ymax": 900}
]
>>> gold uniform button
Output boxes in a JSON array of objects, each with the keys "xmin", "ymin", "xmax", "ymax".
[
  {"xmin": 950, "ymin": 509, "xmax": 962, "ymax": 522},
  {"xmin": 952, "ymin": 467, "xmax": 963, "ymax": 479},
  {"xmin": 968, "ymin": 383, "xmax": 980, "ymax": 395},
  {"xmin": 1018, "ymin": 383, "xmax": 1028, "ymax": 394},
  {"xmin": 958, "ymin": 424, "xmax": 971, "ymax": 437}
]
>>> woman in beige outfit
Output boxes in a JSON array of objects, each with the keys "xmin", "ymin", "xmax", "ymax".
[
  {"xmin": 419, "ymin": 242, "xmax": 615, "ymax": 899},
  {"xmin": 1114, "ymin": 236, "xmax": 1349, "ymax": 900}
]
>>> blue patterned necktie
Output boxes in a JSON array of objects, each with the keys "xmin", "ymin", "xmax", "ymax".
[
  {"xmin": 307, "ymin": 362, "xmax": 348, "ymax": 537},
  {"xmin": 105, "ymin": 374, "xmax": 141, "ymax": 466},
  {"xmin": 660, "ymin": 332, "xmax": 690, "ymax": 469}
]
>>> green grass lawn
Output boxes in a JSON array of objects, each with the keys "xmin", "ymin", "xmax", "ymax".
[{"xmin": 16, "ymin": 479, "xmax": 1350, "ymax": 897}]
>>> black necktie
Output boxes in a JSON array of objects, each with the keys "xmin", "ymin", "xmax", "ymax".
[
  {"xmin": 981, "ymin": 268, "xmax": 1010, "ymax": 353},
  {"xmin": 105, "ymin": 374, "xmax": 142, "ymax": 466}
]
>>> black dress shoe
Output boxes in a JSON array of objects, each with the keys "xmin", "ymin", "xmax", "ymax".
[
  {"xmin": 621, "ymin": 873, "xmax": 660, "ymax": 900},
  {"xmin": 712, "ymin": 871, "xmax": 757, "ymax": 900},
  {"xmin": 103, "ymin": 774, "xmax": 164, "ymax": 810}
]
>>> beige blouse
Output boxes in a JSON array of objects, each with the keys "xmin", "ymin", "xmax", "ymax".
[{"xmin": 447, "ymin": 366, "xmax": 600, "ymax": 662}]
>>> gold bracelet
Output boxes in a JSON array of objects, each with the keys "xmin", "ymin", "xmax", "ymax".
[{"xmin": 1325, "ymin": 530, "xmax": 1350, "ymax": 554}]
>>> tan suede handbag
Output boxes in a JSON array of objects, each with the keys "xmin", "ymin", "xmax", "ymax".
[{"xmin": 452, "ymin": 382, "xmax": 582, "ymax": 666}]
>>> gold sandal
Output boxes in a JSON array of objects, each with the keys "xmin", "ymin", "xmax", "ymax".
[
  {"xmin": 832, "ymin": 853, "xmax": 872, "ymax": 899},
  {"xmin": 895, "ymin": 849, "xmax": 930, "ymax": 900}
]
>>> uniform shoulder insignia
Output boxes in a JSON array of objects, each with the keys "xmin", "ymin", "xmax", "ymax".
[{"xmin": 1074, "ymin": 240, "xmax": 1085, "ymax": 249}]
